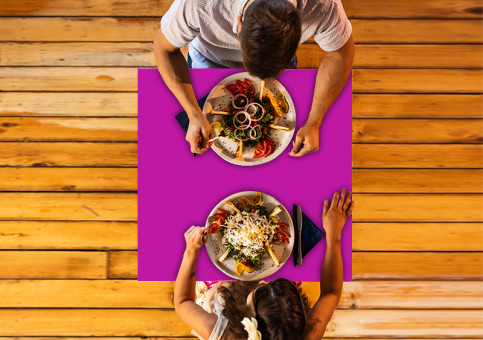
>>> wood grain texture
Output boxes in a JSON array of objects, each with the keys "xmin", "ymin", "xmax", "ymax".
[
  {"xmin": 298, "ymin": 44, "xmax": 483, "ymax": 69},
  {"xmin": 0, "ymin": 67, "xmax": 137, "ymax": 92},
  {"xmin": 0, "ymin": 142, "xmax": 137, "ymax": 167},
  {"xmin": 352, "ymin": 194, "xmax": 483, "ymax": 222},
  {"xmin": 0, "ymin": 193, "xmax": 137, "ymax": 221},
  {"xmin": 353, "ymin": 169, "xmax": 483, "ymax": 193},
  {"xmin": 0, "ymin": 168, "xmax": 137, "ymax": 191},
  {"xmin": 0, "ymin": 280, "xmax": 480, "ymax": 309},
  {"xmin": 353, "ymin": 69, "xmax": 483, "ymax": 93},
  {"xmin": 0, "ymin": 251, "xmax": 107, "ymax": 279},
  {"xmin": 108, "ymin": 250, "xmax": 483, "ymax": 280},
  {"xmin": 343, "ymin": 0, "xmax": 483, "ymax": 18},
  {"xmin": 0, "ymin": 221, "xmax": 137, "ymax": 249},
  {"xmin": 351, "ymin": 19, "xmax": 483, "ymax": 43},
  {"xmin": 0, "ymin": 0, "xmax": 172, "ymax": 16},
  {"xmin": 1, "ymin": 18, "xmax": 481, "ymax": 43},
  {"xmin": 2, "ymin": 93, "xmax": 481, "ymax": 118},
  {"xmin": 0, "ymin": 42, "xmax": 155, "ymax": 67},
  {"xmin": 3, "ymin": 143, "xmax": 480, "ymax": 168},
  {"xmin": 0, "ymin": 309, "xmax": 480, "ymax": 337},
  {"xmin": 353, "ymin": 119, "xmax": 483, "ymax": 143},
  {"xmin": 3, "ymin": 43, "xmax": 482, "ymax": 69},
  {"xmin": 353, "ymin": 252, "xmax": 483, "ymax": 280},
  {"xmin": 0, "ymin": 117, "xmax": 137, "ymax": 141},
  {"xmin": 353, "ymin": 94, "xmax": 483, "ymax": 118},
  {"xmin": 4, "ymin": 118, "xmax": 481, "ymax": 143},
  {"xmin": 3, "ymin": 68, "xmax": 481, "ymax": 93},
  {"xmin": 2, "ymin": 193, "xmax": 481, "ymax": 222},
  {"xmin": 0, "ymin": 17, "xmax": 160, "ymax": 42},
  {"xmin": 108, "ymin": 251, "xmax": 137, "ymax": 279},
  {"xmin": 0, "ymin": 0, "xmax": 481, "ymax": 18},
  {"xmin": 353, "ymin": 144, "xmax": 483, "ymax": 168},
  {"xmin": 1, "ymin": 221, "xmax": 479, "ymax": 252},
  {"xmin": 1, "ymin": 168, "xmax": 481, "ymax": 193},
  {"xmin": 0, "ymin": 92, "xmax": 137, "ymax": 117},
  {"xmin": 353, "ymin": 223, "xmax": 483, "ymax": 251}
]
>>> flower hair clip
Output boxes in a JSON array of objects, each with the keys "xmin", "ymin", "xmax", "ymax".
[{"xmin": 241, "ymin": 317, "xmax": 262, "ymax": 340}]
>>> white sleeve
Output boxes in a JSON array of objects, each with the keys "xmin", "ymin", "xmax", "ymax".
[
  {"xmin": 160, "ymin": 0, "xmax": 200, "ymax": 48},
  {"xmin": 313, "ymin": 0, "xmax": 352, "ymax": 51}
]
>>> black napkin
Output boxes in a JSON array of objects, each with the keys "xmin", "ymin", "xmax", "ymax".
[
  {"xmin": 175, "ymin": 94, "xmax": 209, "ymax": 157},
  {"xmin": 293, "ymin": 204, "xmax": 325, "ymax": 266}
]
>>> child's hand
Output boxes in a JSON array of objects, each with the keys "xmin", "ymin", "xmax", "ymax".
[
  {"xmin": 322, "ymin": 189, "xmax": 353, "ymax": 243},
  {"xmin": 184, "ymin": 226, "xmax": 208, "ymax": 255}
]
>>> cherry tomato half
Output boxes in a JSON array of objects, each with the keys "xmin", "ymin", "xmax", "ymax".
[{"xmin": 208, "ymin": 223, "xmax": 220, "ymax": 234}]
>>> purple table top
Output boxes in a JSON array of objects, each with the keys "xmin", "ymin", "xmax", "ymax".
[{"xmin": 138, "ymin": 68, "xmax": 352, "ymax": 281}]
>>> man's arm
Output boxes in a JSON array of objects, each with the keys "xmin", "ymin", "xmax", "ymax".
[
  {"xmin": 305, "ymin": 189, "xmax": 353, "ymax": 340},
  {"xmin": 290, "ymin": 35, "xmax": 354, "ymax": 157},
  {"xmin": 153, "ymin": 29, "xmax": 212, "ymax": 154},
  {"xmin": 174, "ymin": 226, "xmax": 217, "ymax": 339}
]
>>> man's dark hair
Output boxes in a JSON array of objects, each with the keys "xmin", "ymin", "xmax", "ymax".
[{"xmin": 239, "ymin": 0, "xmax": 302, "ymax": 79}]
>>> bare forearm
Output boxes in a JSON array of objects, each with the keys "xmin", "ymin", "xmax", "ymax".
[
  {"xmin": 174, "ymin": 249, "xmax": 199, "ymax": 306},
  {"xmin": 154, "ymin": 31, "xmax": 201, "ymax": 119},
  {"xmin": 306, "ymin": 39, "xmax": 354, "ymax": 128},
  {"xmin": 320, "ymin": 236, "xmax": 343, "ymax": 297}
]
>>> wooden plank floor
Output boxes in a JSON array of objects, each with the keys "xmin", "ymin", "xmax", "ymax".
[{"xmin": 0, "ymin": 0, "xmax": 482, "ymax": 338}]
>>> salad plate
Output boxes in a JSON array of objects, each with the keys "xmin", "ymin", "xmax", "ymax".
[
  {"xmin": 203, "ymin": 72, "xmax": 296, "ymax": 166},
  {"xmin": 205, "ymin": 191, "xmax": 294, "ymax": 280}
]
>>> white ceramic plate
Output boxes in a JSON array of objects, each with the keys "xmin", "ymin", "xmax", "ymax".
[
  {"xmin": 203, "ymin": 72, "xmax": 296, "ymax": 166},
  {"xmin": 205, "ymin": 191, "xmax": 294, "ymax": 281}
]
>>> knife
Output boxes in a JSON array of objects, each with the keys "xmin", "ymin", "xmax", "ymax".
[{"xmin": 296, "ymin": 204, "xmax": 303, "ymax": 266}]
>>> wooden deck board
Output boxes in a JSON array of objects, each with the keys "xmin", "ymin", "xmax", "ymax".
[
  {"xmin": 0, "ymin": 221, "xmax": 479, "ymax": 251},
  {"xmin": 0, "ymin": 168, "xmax": 481, "ymax": 193},
  {"xmin": 0, "ymin": 309, "xmax": 480, "ymax": 337},
  {"xmin": 107, "ymin": 250, "xmax": 483, "ymax": 280},
  {"xmin": 1, "ymin": 18, "xmax": 481, "ymax": 43},
  {"xmin": 0, "ymin": 0, "xmax": 482, "ymax": 18},
  {"xmin": 1, "ymin": 193, "xmax": 481, "ymax": 222},
  {"xmin": 2, "ymin": 93, "xmax": 481, "ymax": 118},
  {"xmin": 0, "ymin": 251, "xmax": 107, "ymax": 279},
  {"xmin": 2, "ymin": 117, "xmax": 482, "ymax": 143},
  {"xmin": 2, "ymin": 67, "xmax": 481, "ymax": 93},
  {"xmin": 0, "ymin": 0, "xmax": 481, "ymax": 338},
  {"xmin": 2, "ymin": 43, "xmax": 482, "ymax": 69},
  {"xmin": 0, "ymin": 280, "xmax": 480, "ymax": 309}
]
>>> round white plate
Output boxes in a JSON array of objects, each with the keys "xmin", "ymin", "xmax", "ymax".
[
  {"xmin": 203, "ymin": 72, "xmax": 296, "ymax": 166},
  {"xmin": 205, "ymin": 191, "xmax": 294, "ymax": 281}
]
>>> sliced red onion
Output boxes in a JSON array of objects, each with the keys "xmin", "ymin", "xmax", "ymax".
[
  {"xmin": 233, "ymin": 111, "xmax": 251, "ymax": 129},
  {"xmin": 232, "ymin": 94, "xmax": 248, "ymax": 109},
  {"xmin": 234, "ymin": 128, "xmax": 251, "ymax": 141},
  {"xmin": 249, "ymin": 125, "xmax": 262, "ymax": 140},
  {"xmin": 244, "ymin": 102, "xmax": 265, "ymax": 122}
]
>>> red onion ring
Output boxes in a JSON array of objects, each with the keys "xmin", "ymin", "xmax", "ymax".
[
  {"xmin": 233, "ymin": 111, "xmax": 251, "ymax": 129},
  {"xmin": 232, "ymin": 94, "xmax": 248, "ymax": 109},
  {"xmin": 244, "ymin": 102, "xmax": 265, "ymax": 122},
  {"xmin": 249, "ymin": 125, "xmax": 262, "ymax": 140}
]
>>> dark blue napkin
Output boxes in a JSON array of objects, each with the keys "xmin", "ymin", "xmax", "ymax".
[
  {"xmin": 175, "ymin": 95, "xmax": 209, "ymax": 157},
  {"xmin": 293, "ymin": 204, "xmax": 325, "ymax": 266}
]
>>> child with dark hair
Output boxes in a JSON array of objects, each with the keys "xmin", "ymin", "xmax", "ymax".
[{"xmin": 174, "ymin": 189, "xmax": 353, "ymax": 339}]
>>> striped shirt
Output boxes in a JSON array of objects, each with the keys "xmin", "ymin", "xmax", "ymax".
[{"xmin": 161, "ymin": 0, "xmax": 352, "ymax": 68}]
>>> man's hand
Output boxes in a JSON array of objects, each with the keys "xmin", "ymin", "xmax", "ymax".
[
  {"xmin": 289, "ymin": 123, "xmax": 320, "ymax": 157},
  {"xmin": 186, "ymin": 113, "xmax": 214, "ymax": 154},
  {"xmin": 322, "ymin": 188, "xmax": 353, "ymax": 242}
]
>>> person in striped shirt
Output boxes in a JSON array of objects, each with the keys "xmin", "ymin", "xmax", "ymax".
[{"xmin": 154, "ymin": 0, "xmax": 354, "ymax": 157}]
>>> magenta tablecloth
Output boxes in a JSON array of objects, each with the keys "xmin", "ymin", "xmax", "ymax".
[{"xmin": 138, "ymin": 68, "xmax": 352, "ymax": 281}]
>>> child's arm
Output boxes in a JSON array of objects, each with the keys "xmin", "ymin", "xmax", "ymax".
[
  {"xmin": 305, "ymin": 189, "xmax": 353, "ymax": 340},
  {"xmin": 174, "ymin": 226, "xmax": 217, "ymax": 339}
]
